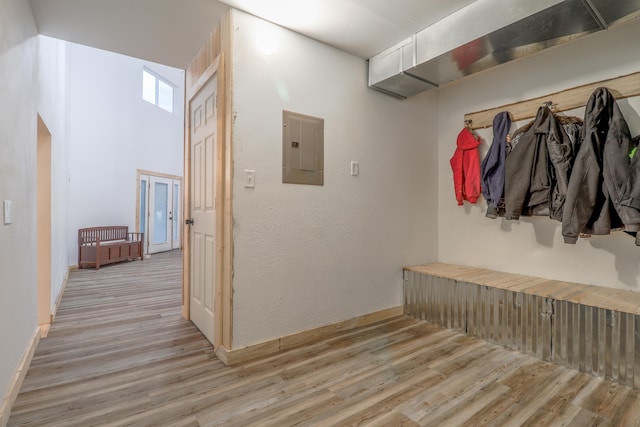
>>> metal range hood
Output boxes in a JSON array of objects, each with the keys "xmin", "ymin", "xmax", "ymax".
[{"xmin": 369, "ymin": 0, "xmax": 640, "ymax": 99}]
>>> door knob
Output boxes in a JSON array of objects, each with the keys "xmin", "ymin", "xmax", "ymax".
[{"xmin": 185, "ymin": 218, "xmax": 194, "ymax": 225}]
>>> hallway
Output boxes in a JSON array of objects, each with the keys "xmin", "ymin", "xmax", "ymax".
[
  {"xmin": 8, "ymin": 250, "xmax": 216, "ymax": 426},
  {"xmin": 8, "ymin": 251, "xmax": 640, "ymax": 426}
]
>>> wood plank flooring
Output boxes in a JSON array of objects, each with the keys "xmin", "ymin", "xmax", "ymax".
[{"xmin": 8, "ymin": 251, "xmax": 640, "ymax": 426}]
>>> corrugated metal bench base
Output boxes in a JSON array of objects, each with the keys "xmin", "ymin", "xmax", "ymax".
[{"xmin": 404, "ymin": 263, "xmax": 640, "ymax": 389}]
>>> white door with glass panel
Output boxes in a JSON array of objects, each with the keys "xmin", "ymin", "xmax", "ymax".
[{"xmin": 139, "ymin": 174, "xmax": 181, "ymax": 254}]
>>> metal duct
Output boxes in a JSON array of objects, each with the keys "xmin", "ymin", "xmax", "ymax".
[{"xmin": 369, "ymin": 0, "xmax": 640, "ymax": 99}]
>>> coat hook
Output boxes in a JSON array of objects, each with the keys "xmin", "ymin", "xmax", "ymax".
[
  {"xmin": 464, "ymin": 119, "xmax": 473, "ymax": 128},
  {"xmin": 543, "ymin": 101, "xmax": 558, "ymax": 111}
]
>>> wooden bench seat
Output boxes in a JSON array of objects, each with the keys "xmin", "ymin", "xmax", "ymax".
[
  {"xmin": 407, "ymin": 263, "xmax": 640, "ymax": 314},
  {"xmin": 404, "ymin": 263, "xmax": 640, "ymax": 389},
  {"xmin": 78, "ymin": 226, "xmax": 144, "ymax": 269}
]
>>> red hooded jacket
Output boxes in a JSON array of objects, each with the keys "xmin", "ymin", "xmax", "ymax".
[{"xmin": 450, "ymin": 128, "xmax": 482, "ymax": 205}]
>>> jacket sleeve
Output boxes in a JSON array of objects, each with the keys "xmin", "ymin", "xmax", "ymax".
[
  {"xmin": 480, "ymin": 144, "xmax": 495, "ymax": 204},
  {"xmin": 608, "ymin": 103, "xmax": 640, "ymax": 229},
  {"xmin": 481, "ymin": 141, "xmax": 504, "ymax": 207},
  {"xmin": 547, "ymin": 118, "xmax": 574, "ymax": 221},
  {"xmin": 464, "ymin": 148, "xmax": 481, "ymax": 204},
  {"xmin": 504, "ymin": 132, "xmax": 536, "ymax": 220},
  {"xmin": 450, "ymin": 150, "xmax": 464, "ymax": 205},
  {"xmin": 562, "ymin": 131, "xmax": 601, "ymax": 243},
  {"xmin": 621, "ymin": 153, "xmax": 640, "ymax": 210}
]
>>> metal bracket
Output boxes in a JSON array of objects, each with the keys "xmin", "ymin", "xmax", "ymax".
[{"xmin": 606, "ymin": 310, "xmax": 616, "ymax": 328}]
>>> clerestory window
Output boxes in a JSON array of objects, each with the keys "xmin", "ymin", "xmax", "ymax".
[{"xmin": 142, "ymin": 68, "xmax": 174, "ymax": 113}]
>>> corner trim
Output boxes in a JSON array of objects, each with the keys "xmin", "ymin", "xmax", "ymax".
[
  {"xmin": 215, "ymin": 344, "xmax": 231, "ymax": 366},
  {"xmin": 216, "ymin": 306, "xmax": 403, "ymax": 366},
  {"xmin": 0, "ymin": 327, "xmax": 40, "ymax": 427}
]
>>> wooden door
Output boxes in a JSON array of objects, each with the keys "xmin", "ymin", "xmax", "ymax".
[{"xmin": 189, "ymin": 75, "xmax": 217, "ymax": 344}]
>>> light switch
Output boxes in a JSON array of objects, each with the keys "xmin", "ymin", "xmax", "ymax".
[
  {"xmin": 4, "ymin": 200, "xmax": 12, "ymax": 225},
  {"xmin": 244, "ymin": 170, "xmax": 255, "ymax": 188},
  {"xmin": 350, "ymin": 161, "xmax": 359, "ymax": 176}
]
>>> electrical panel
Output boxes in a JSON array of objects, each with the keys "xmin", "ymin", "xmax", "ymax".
[{"xmin": 282, "ymin": 110, "xmax": 324, "ymax": 185}]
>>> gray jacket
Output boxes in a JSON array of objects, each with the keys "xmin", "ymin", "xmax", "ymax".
[
  {"xmin": 504, "ymin": 107, "xmax": 577, "ymax": 221},
  {"xmin": 562, "ymin": 87, "xmax": 640, "ymax": 244}
]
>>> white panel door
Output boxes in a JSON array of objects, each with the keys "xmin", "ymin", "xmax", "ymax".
[
  {"xmin": 140, "ymin": 175, "xmax": 181, "ymax": 254},
  {"xmin": 189, "ymin": 76, "xmax": 217, "ymax": 344},
  {"xmin": 148, "ymin": 176, "xmax": 173, "ymax": 254}
]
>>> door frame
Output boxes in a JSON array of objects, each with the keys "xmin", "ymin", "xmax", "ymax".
[
  {"xmin": 183, "ymin": 45, "xmax": 232, "ymax": 351},
  {"xmin": 37, "ymin": 115, "xmax": 52, "ymax": 337},
  {"xmin": 136, "ymin": 169, "xmax": 183, "ymax": 254}
]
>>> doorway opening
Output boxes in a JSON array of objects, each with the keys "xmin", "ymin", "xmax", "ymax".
[
  {"xmin": 182, "ymin": 20, "xmax": 234, "ymax": 354},
  {"xmin": 136, "ymin": 170, "xmax": 182, "ymax": 255},
  {"xmin": 37, "ymin": 115, "xmax": 52, "ymax": 337}
]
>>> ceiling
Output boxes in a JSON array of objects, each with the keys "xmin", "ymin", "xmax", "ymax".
[
  {"xmin": 29, "ymin": 0, "xmax": 230, "ymax": 69},
  {"xmin": 29, "ymin": 0, "xmax": 477, "ymax": 69}
]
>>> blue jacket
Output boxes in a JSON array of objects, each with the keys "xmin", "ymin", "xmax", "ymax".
[{"xmin": 481, "ymin": 112, "xmax": 511, "ymax": 218}]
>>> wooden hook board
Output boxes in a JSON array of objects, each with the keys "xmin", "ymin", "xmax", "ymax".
[{"xmin": 464, "ymin": 71, "xmax": 640, "ymax": 130}]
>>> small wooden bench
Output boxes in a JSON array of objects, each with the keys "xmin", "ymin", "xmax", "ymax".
[{"xmin": 78, "ymin": 226, "xmax": 144, "ymax": 269}]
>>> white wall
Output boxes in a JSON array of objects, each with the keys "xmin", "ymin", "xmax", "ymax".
[
  {"xmin": 0, "ymin": 0, "xmax": 39, "ymax": 405},
  {"xmin": 437, "ymin": 21, "xmax": 640, "ymax": 289},
  {"xmin": 37, "ymin": 35, "xmax": 72, "ymax": 314},
  {"xmin": 230, "ymin": 11, "xmax": 439, "ymax": 348},
  {"xmin": 0, "ymin": 22, "xmax": 186, "ymax": 407},
  {"xmin": 66, "ymin": 43, "xmax": 185, "ymax": 258}
]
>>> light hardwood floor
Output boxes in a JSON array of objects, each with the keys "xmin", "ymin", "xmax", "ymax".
[{"xmin": 8, "ymin": 250, "xmax": 640, "ymax": 426}]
